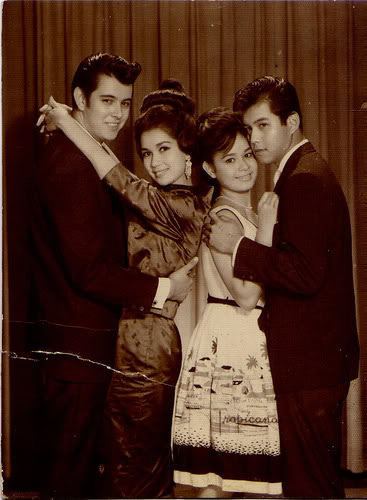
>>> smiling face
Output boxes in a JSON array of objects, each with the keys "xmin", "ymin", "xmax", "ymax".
[
  {"xmin": 140, "ymin": 128, "xmax": 189, "ymax": 186},
  {"xmin": 243, "ymin": 100, "xmax": 295, "ymax": 168},
  {"xmin": 76, "ymin": 74, "xmax": 133, "ymax": 142},
  {"xmin": 207, "ymin": 133, "xmax": 257, "ymax": 194}
]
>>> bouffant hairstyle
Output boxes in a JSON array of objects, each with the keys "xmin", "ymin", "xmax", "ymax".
[
  {"xmin": 134, "ymin": 79, "xmax": 197, "ymax": 158},
  {"xmin": 71, "ymin": 52, "xmax": 141, "ymax": 108},
  {"xmin": 233, "ymin": 75, "xmax": 303, "ymax": 130},
  {"xmin": 195, "ymin": 107, "xmax": 248, "ymax": 165}
]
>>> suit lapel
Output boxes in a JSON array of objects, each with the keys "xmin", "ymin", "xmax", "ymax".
[{"xmin": 274, "ymin": 142, "xmax": 315, "ymax": 195}]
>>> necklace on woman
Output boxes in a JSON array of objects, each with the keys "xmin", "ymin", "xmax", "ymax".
[{"xmin": 217, "ymin": 194, "xmax": 252, "ymax": 210}]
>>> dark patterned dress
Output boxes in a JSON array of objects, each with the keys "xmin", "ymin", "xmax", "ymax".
[{"xmin": 95, "ymin": 163, "xmax": 213, "ymax": 498}]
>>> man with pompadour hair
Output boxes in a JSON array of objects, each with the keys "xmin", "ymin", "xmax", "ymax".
[
  {"xmin": 31, "ymin": 52, "xmax": 194, "ymax": 497},
  {"xmin": 205, "ymin": 75, "xmax": 359, "ymax": 498}
]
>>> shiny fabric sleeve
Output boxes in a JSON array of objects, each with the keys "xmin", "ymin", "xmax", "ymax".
[{"xmin": 104, "ymin": 162, "xmax": 211, "ymax": 241}]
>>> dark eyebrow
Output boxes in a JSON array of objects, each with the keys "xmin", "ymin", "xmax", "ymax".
[
  {"xmin": 254, "ymin": 117, "xmax": 270, "ymax": 124},
  {"xmin": 99, "ymin": 95, "xmax": 132, "ymax": 102},
  {"xmin": 222, "ymin": 152, "xmax": 236, "ymax": 159},
  {"xmin": 141, "ymin": 141, "xmax": 172, "ymax": 152}
]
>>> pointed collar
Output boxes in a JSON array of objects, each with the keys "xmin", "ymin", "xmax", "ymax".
[
  {"xmin": 274, "ymin": 141, "xmax": 316, "ymax": 194},
  {"xmin": 273, "ymin": 139, "xmax": 309, "ymax": 186}
]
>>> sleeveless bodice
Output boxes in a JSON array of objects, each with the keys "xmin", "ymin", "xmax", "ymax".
[{"xmin": 202, "ymin": 204, "xmax": 257, "ymax": 299}]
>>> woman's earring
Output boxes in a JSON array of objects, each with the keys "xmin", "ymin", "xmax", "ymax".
[{"xmin": 185, "ymin": 156, "xmax": 192, "ymax": 179}]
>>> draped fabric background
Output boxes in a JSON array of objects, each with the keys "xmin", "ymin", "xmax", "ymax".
[{"xmin": 2, "ymin": 0, "xmax": 366, "ymax": 487}]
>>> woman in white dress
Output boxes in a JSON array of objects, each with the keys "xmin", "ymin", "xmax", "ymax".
[{"xmin": 173, "ymin": 108, "xmax": 282, "ymax": 498}]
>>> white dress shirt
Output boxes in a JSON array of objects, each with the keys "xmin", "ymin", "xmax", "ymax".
[
  {"xmin": 272, "ymin": 138, "xmax": 309, "ymax": 187},
  {"xmin": 152, "ymin": 278, "xmax": 171, "ymax": 309}
]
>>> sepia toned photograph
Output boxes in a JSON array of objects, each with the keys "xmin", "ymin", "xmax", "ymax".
[{"xmin": 2, "ymin": 0, "xmax": 367, "ymax": 498}]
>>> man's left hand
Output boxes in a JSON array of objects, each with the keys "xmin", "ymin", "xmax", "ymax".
[{"xmin": 202, "ymin": 212, "xmax": 244, "ymax": 254}]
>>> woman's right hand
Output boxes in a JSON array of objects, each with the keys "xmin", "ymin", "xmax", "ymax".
[
  {"xmin": 256, "ymin": 192, "xmax": 279, "ymax": 246},
  {"xmin": 36, "ymin": 96, "xmax": 72, "ymax": 133},
  {"xmin": 258, "ymin": 191, "xmax": 279, "ymax": 230}
]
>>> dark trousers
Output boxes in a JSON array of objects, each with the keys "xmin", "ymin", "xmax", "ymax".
[
  {"xmin": 276, "ymin": 382, "xmax": 350, "ymax": 498},
  {"xmin": 40, "ymin": 368, "xmax": 111, "ymax": 498}
]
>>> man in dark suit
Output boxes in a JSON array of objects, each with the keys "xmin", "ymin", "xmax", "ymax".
[
  {"xmin": 204, "ymin": 76, "xmax": 359, "ymax": 498},
  {"xmin": 31, "ymin": 53, "xmax": 196, "ymax": 497}
]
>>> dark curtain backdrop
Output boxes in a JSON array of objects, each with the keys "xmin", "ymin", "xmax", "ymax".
[{"xmin": 2, "ymin": 0, "xmax": 367, "ymax": 487}]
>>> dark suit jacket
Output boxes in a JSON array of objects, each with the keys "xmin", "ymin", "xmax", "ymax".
[
  {"xmin": 31, "ymin": 132, "xmax": 158, "ymax": 381},
  {"xmin": 234, "ymin": 142, "xmax": 359, "ymax": 393}
]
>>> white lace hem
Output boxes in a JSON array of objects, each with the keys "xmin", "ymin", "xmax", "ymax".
[{"xmin": 174, "ymin": 470, "xmax": 283, "ymax": 494}]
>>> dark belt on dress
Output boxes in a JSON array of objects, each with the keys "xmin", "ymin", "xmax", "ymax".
[{"xmin": 207, "ymin": 294, "xmax": 264, "ymax": 310}]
